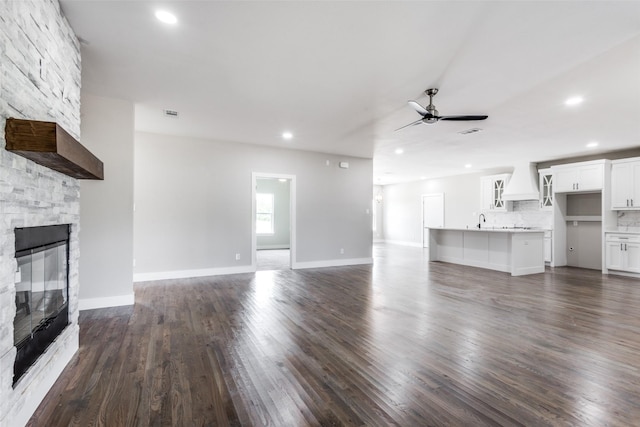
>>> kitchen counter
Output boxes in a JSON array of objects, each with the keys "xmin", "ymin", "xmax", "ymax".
[
  {"xmin": 428, "ymin": 227, "xmax": 545, "ymax": 276},
  {"xmin": 431, "ymin": 226, "xmax": 549, "ymax": 233},
  {"xmin": 605, "ymin": 228, "xmax": 640, "ymax": 235}
]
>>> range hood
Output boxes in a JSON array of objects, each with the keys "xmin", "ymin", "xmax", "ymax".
[{"xmin": 502, "ymin": 162, "xmax": 539, "ymax": 201}]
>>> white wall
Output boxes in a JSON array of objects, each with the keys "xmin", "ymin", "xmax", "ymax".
[
  {"xmin": 134, "ymin": 132, "xmax": 373, "ymax": 280},
  {"xmin": 373, "ymin": 185, "xmax": 384, "ymax": 241},
  {"xmin": 256, "ymin": 178, "xmax": 290, "ymax": 250},
  {"xmin": 79, "ymin": 94, "xmax": 135, "ymax": 309},
  {"xmin": 383, "ymin": 173, "xmax": 486, "ymax": 245},
  {"xmin": 383, "ymin": 172, "xmax": 554, "ymax": 246}
]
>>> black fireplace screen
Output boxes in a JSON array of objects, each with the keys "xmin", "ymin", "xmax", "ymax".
[{"xmin": 13, "ymin": 224, "xmax": 70, "ymax": 385}]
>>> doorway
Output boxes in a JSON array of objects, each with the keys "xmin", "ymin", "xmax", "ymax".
[
  {"xmin": 252, "ymin": 173, "xmax": 296, "ymax": 271},
  {"xmin": 422, "ymin": 193, "xmax": 445, "ymax": 248}
]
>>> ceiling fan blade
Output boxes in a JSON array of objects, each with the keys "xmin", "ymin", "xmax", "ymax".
[
  {"xmin": 438, "ymin": 115, "xmax": 488, "ymax": 121},
  {"xmin": 394, "ymin": 118, "xmax": 424, "ymax": 131},
  {"xmin": 408, "ymin": 100, "xmax": 428, "ymax": 116}
]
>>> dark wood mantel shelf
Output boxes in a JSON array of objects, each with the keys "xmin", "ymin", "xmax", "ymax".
[{"xmin": 5, "ymin": 118, "xmax": 104, "ymax": 180}]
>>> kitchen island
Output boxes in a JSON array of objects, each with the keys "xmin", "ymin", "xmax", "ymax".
[{"xmin": 428, "ymin": 227, "xmax": 545, "ymax": 276}]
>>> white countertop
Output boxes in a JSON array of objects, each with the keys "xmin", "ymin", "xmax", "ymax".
[
  {"xmin": 605, "ymin": 227, "xmax": 640, "ymax": 235},
  {"xmin": 429, "ymin": 227, "xmax": 547, "ymax": 233}
]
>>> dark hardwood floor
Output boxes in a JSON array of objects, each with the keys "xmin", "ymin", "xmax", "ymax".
[{"xmin": 28, "ymin": 244, "xmax": 640, "ymax": 426}]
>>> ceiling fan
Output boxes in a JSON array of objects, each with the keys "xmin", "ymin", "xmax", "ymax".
[{"xmin": 396, "ymin": 88, "xmax": 488, "ymax": 131}]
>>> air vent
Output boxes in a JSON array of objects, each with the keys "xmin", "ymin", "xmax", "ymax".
[
  {"xmin": 163, "ymin": 109, "xmax": 179, "ymax": 118},
  {"xmin": 458, "ymin": 127, "xmax": 483, "ymax": 135}
]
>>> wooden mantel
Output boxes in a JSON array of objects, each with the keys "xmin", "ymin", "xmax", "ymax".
[{"xmin": 5, "ymin": 118, "xmax": 104, "ymax": 180}]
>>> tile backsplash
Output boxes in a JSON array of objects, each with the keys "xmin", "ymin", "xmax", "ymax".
[
  {"xmin": 484, "ymin": 203, "xmax": 640, "ymax": 231},
  {"xmin": 617, "ymin": 210, "xmax": 640, "ymax": 228},
  {"xmin": 484, "ymin": 200, "xmax": 553, "ymax": 229}
]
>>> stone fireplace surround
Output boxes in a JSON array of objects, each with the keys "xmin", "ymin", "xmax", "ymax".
[{"xmin": 0, "ymin": 1, "xmax": 82, "ymax": 425}]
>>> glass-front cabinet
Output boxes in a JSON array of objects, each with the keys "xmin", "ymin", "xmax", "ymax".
[
  {"xmin": 539, "ymin": 168, "xmax": 553, "ymax": 211},
  {"xmin": 481, "ymin": 173, "xmax": 511, "ymax": 212}
]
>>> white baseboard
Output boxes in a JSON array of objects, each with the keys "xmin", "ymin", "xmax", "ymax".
[
  {"xmin": 384, "ymin": 240, "xmax": 424, "ymax": 248},
  {"xmin": 133, "ymin": 265, "xmax": 255, "ymax": 283},
  {"xmin": 79, "ymin": 293, "xmax": 135, "ymax": 311},
  {"xmin": 257, "ymin": 245, "xmax": 290, "ymax": 250},
  {"xmin": 293, "ymin": 257, "xmax": 373, "ymax": 269}
]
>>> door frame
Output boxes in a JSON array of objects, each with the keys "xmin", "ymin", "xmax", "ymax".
[
  {"xmin": 422, "ymin": 193, "xmax": 445, "ymax": 248},
  {"xmin": 251, "ymin": 172, "xmax": 297, "ymax": 270}
]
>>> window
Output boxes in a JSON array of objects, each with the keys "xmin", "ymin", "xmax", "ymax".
[{"xmin": 256, "ymin": 193, "xmax": 275, "ymax": 234}]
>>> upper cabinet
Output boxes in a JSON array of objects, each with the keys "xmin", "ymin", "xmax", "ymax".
[
  {"xmin": 611, "ymin": 157, "xmax": 640, "ymax": 210},
  {"xmin": 539, "ymin": 168, "xmax": 553, "ymax": 210},
  {"xmin": 552, "ymin": 160, "xmax": 604, "ymax": 193},
  {"xmin": 481, "ymin": 173, "xmax": 511, "ymax": 211}
]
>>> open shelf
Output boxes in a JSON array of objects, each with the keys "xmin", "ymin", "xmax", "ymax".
[{"xmin": 565, "ymin": 215, "xmax": 603, "ymax": 222}]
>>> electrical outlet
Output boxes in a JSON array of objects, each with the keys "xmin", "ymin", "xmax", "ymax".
[
  {"xmin": 340, "ymin": 248, "xmax": 344, "ymax": 255},
  {"xmin": 133, "ymin": 259, "xmax": 136, "ymax": 267},
  {"xmin": 235, "ymin": 253, "xmax": 241, "ymax": 261}
]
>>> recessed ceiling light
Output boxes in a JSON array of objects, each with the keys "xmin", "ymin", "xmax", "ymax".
[
  {"xmin": 155, "ymin": 10, "xmax": 177, "ymax": 25},
  {"xmin": 565, "ymin": 96, "xmax": 584, "ymax": 106},
  {"xmin": 464, "ymin": 164, "xmax": 472, "ymax": 168},
  {"xmin": 282, "ymin": 131, "xmax": 293, "ymax": 140},
  {"xmin": 420, "ymin": 176, "xmax": 426, "ymax": 180},
  {"xmin": 394, "ymin": 148, "xmax": 404, "ymax": 155},
  {"xmin": 586, "ymin": 141, "xmax": 599, "ymax": 148}
]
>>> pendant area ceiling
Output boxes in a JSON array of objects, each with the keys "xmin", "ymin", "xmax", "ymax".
[{"xmin": 60, "ymin": 1, "xmax": 640, "ymax": 185}]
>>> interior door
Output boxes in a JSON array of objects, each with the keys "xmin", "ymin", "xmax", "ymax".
[{"xmin": 423, "ymin": 193, "xmax": 445, "ymax": 248}]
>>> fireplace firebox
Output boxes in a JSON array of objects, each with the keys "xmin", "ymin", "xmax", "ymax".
[{"xmin": 13, "ymin": 224, "xmax": 70, "ymax": 385}]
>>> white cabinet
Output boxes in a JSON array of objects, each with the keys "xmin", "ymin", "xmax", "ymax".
[
  {"xmin": 539, "ymin": 168, "xmax": 553, "ymax": 211},
  {"xmin": 611, "ymin": 158, "xmax": 640, "ymax": 209},
  {"xmin": 606, "ymin": 234, "xmax": 640, "ymax": 273},
  {"xmin": 543, "ymin": 231, "xmax": 552, "ymax": 263},
  {"xmin": 552, "ymin": 161, "xmax": 604, "ymax": 193},
  {"xmin": 481, "ymin": 174, "xmax": 511, "ymax": 212},
  {"xmin": 429, "ymin": 229, "xmax": 545, "ymax": 276}
]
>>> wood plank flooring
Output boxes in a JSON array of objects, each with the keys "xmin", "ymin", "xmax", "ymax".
[{"xmin": 28, "ymin": 244, "xmax": 640, "ymax": 426}]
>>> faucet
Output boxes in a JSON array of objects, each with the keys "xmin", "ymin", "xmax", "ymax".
[{"xmin": 478, "ymin": 213, "xmax": 486, "ymax": 229}]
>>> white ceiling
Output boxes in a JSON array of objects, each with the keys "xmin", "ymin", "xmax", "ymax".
[{"xmin": 60, "ymin": 1, "xmax": 640, "ymax": 185}]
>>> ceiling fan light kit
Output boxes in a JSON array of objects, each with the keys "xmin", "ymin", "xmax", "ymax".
[{"xmin": 396, "ymin": 88, "xmax": 488, "ymax": 131}]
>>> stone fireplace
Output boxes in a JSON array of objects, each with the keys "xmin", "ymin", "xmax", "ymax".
[{"xmin": 0, "ymin": 0, "xmax": 83, "ymax": 425}]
